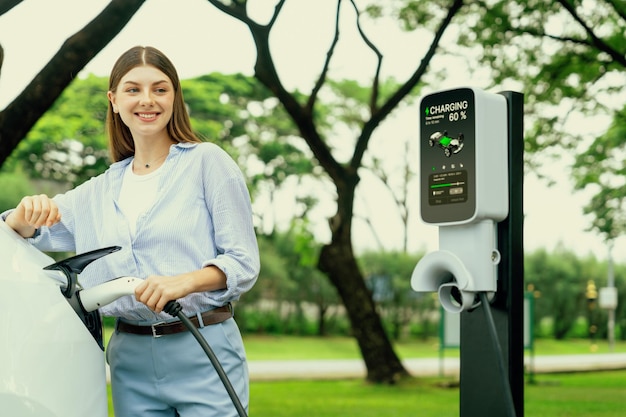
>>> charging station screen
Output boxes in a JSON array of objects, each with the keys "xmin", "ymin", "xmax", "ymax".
[{"xmin": 420, "ymin": 88, "xmax": 476, "ymax": 224}]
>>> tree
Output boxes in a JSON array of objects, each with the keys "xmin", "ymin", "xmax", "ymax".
[
  {"xmin": 458, "ymin": 0, "xmax": 625, "ymax": 164},
  {"xmin": 206, "ymin": 0, "xmax": 465, "ymax": 383},
  {"xmin": 525, "ymin": 246, "xmax": 589, "ymax": 339}
]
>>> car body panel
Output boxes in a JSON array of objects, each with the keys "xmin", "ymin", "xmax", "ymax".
[{"xmin": 0, "ymin": 221, "xmax": 107, "ymax": 417}]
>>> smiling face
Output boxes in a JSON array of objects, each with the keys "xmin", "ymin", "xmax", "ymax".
[{"xmin": 108, "ymin": 65, "xmax": 175, "ymax": 143}]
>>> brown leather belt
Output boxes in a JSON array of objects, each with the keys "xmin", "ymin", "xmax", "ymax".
[{"xmin": 116, "ymin": 304, "xmax": 232, "ymax": 337}]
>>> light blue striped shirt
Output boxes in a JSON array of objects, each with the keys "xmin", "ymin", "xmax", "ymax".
[{"xmin": 13, "ymin": 142, "xmax": 259, "ymax": 322}]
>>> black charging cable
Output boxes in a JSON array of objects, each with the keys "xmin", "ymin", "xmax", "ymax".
[
  {"xmin": 478, "ymin": 292, "xmax": 517, "ymax": 417},
  {"xmin": 163, "ymin": 301, "xmax": 248, "ymax": 417}
]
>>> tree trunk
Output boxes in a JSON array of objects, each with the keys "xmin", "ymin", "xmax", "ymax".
[
  {"xmin": 319, "ymin": 235, "xmax": 408, "ymax": 383},
  {"xmin": 318, "ymin": 176, "xmax": 408, "ymax": 383},
  {"xmin": 317, "ymin": 304, "xmax": 328, "ymax": 336}
]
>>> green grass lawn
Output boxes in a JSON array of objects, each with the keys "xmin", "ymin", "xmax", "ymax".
[
  {"xmin": 249, "ymin": 371, "xmax": 626, "ymax": 417},
  {"xmin": 104, "ymin": 332, "xmax": 626, "ymax": 416},
  {"xmin": 107, "ymin": 370, "xmax": 626, "ymax": 416}
]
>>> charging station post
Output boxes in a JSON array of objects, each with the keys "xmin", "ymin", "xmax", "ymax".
[
  {"xmin": 459, "ymin": 91, "xmax": 524, "ymax": 417},
  {"xmin": 411, "ymin": 88, "xmax": 524, "ymax": 416}
]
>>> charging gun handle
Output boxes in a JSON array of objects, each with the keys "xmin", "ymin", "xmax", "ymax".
[{"xmin": 78, "ymin": 276, "xmax": 143, "ymax": 312}]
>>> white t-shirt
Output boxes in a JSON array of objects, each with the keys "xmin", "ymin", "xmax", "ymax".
[{"xmin": 118, "ymin": 162, "xmax": 162, "ymax": 238}]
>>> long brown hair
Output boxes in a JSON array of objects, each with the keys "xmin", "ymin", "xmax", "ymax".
[{"xmin": 106, "ymin": 46, "xmax": 202, "ymax": 162}]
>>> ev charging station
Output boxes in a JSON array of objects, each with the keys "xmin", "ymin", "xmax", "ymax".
[{"xmin": 411, "ymin": 88, "xmax": 524, "ymax": 417}]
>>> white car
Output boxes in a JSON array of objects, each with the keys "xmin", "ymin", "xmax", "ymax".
[{"xmin": 0, "ymin": 221, "xmax": 139, "ymax": 417}]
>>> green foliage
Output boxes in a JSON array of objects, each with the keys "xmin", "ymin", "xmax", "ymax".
[
  {"xmin": 573, "ymin": 106, "xmax": 626, "ymax": 240},
  {"xmin": 4, "ymin": 74, "xmax": 110, "ymax": 186},
  {"xmin": 325, "ymin": 78, "xmax": 413, "ymax": 123},
  {"xmin": 270, "ymin": 222, "xmax": 338, "ymax": 306},
  {"xmin": 0, "ymin": 170, "xmax": 36, "ymax": 212},
  {"xmin": 182, "ymin": 73, "xmax": 320, "ymax": 198},
  {"xmin": 465, "ymin": 0, "xmax": 625, "ymax": 165},
  {"xmin": 524, "ymin": 244, "xmax": 626, "ymax": 340},
  {"xmin": 237, "ymin": 308, "xmax": 350, "ymax": 336},
  {"xmin": 367, "ymin": 1, "xmax": 444, "ymax": 32},
  {"xmin": 358, "ymin": 250, "xmax": 435, "ymax": 340},
  {"xmin": 525, "ymin": 247, "xmax": 586, "ymax": 339},
  {"xmin": 240, "ymin": 241, "xmax": 626, "ymax": 342},
  {"xmin": 181, "ymin": 72, "xmax": 268, "ymax": 155},
  {"xmin": 238, "ymin": 224, "xmax": 341, "ymax": 336},
  {"xmin": 611, "ymin": 260, "xmax": 626, "ymax": 341},
  {"xmin": 250, "ymin": 234, "xmax": 294, "ymax": 302},
  {"xmin": 358, "ymin": 250, "xmax": 419, "ymax": 302}
]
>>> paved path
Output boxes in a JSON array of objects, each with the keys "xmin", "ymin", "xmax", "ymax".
[
  {"xmin": 247, "ymin": 352, "xmax": 626, "ymax": 381},
  {"xmin": 106, "ymin": 352, "xmax": 626, "ymax": 382}
]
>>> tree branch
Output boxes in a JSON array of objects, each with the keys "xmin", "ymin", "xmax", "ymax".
[
  {"xmin": 307, "ymin": 0, "xmax": 341, "ymax": 113},
  {"xmin": 207, "ymin": 0, "xmax": 346, "ymax": 184},
  {"xmin": 0, "ymin": 0, "xmax": 22, "ymax": 16},
  {"xmin": 605, "ymin": 0, "xmax": 626, "ymax": 21},
  {"xmin": 557, "ymin": 0, "xmax": 626, "ymax": 67},
  {"xmin": 350, "ymin": 0, "xmax": 465, "ymax": 172},
  {"xmin": 353, "ymin": 211, "xmax": 385, "ymax": 251},
  {"xmin": 0, "ymin": 0, "xmax": 145, "ymax": 166},
  {"xmin": 348, "ymin": 0, "xmax": 383, "ymax": 113}
]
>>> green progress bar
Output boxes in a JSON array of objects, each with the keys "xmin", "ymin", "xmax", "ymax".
[{"xmin": 431, "ymin": 183, "xmax": 453, "ymax": 189}]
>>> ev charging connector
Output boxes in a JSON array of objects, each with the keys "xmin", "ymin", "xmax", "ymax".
[{"xmin": 411, "ymin": 87, "xmax": 508, "ymax": 312}]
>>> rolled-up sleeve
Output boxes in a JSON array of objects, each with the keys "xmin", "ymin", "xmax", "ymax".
[{"xmin": 201, "ymin": 165, "xmax": 260, "ymax": 303}]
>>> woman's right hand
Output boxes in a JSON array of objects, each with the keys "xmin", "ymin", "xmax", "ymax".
[{"xmin": 5, "ymin": 194, "xmax": 61, "ymax": 238}]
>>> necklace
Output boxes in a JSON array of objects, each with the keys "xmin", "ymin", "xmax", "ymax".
[{"xmin": 135, "ymin": 153, "xmax": 168, "ymax": 169}]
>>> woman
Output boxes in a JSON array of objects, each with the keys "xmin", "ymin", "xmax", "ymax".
[{"xmin": 3, "ymin": 46, "xmax": 260, "ymax": 416}]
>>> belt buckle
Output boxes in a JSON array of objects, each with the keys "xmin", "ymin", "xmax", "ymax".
[{"xmin": 151, "ymin": 321, "xmax": 165, "ymax": 338}]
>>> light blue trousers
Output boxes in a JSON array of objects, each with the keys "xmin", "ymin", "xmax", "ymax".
[{"xmin": 106, "ymin": 318, "xmax": 249, "ymax": 417}]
